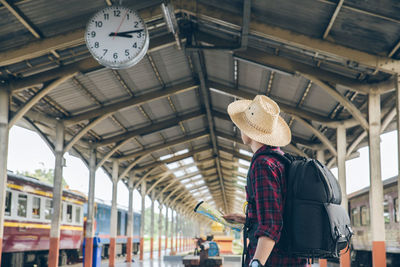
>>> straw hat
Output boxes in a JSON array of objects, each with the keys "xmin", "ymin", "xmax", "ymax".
[{"xmin": 227, "ymin": 95, "xmax": 291, "ymax": 147}]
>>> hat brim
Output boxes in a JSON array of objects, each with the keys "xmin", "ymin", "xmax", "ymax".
[{"xmin": 227, "ymin": 99, "xmax": 291, "ymax": 147}]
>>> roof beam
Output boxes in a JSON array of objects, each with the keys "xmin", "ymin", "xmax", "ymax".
[
  {"xmin": 322, "ymin": 0, "xmax": 344, "ymax": 39},
  {"xmin": 146, "ymin": 171, "xmax": 172, "ymax": 195},
  {"xmin": 209, "ymin": 81, "xmax": 337, "ymax": 126},
  {"xmin": 0, "ymin": 0, "xmax": 41, "ymax": 38},
  {"xmin": 132, "ymin": 145, "xmax": 212, "ymax": 172},
  {"xmin": 63, "ymin": 114, "xmax": 110, "ymax": 154},
  {"xmin": 302, "ymin": 73, "xmax": 369, "ymax": 131},
  {"xmin": 293, "ymin": 116, "xmax": 337, "ymax": 156},
  {"xmin": 190, "ymin": 51, "xmax": 228, "ymax": 212},
  {"xmin": 116, "ymin": 131, "xmax": 209, "ymax": 161},
  {"xmin": 1, "ymin": 33, "xmax": 176, "ymax": 93},
  {"xmin": 195, "ymin": 30, "xmax": 392, "ymax": 95},
  {"xmin": 175, "ymin": 1, "xmax": 400, "ymax": 74},
  {"xmin": 232, "ymin": 50, "xmax": 395, "ymax": 95},
  {"xmin": 64, "ymin": 81, "xmax": 198, "ymax": 125},
  {"xmin": 94, "ymin": 109, "xmax": 203, "ymax": 148},
  {"xmin": 0, "ymin": 4, "xmax": 163, "ymax": 67},
  {"xmin": 9, "ymin": 73, "xmax": 76, "ymax": 128}
]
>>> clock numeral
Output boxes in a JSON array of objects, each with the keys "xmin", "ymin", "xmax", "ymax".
[
  {"xmin": 95, "ymin": 21, "xmax": 103, "ymax": 28},
  {"xmin": 132, "ymin": 42, "xmax": 137, "ymax": 48},
  {"xmin": 137, "ymin": 32, "xmax": 142, "ymax": 38},
  {"xmin": 113, "ymin": 53, "xmax": 118, "ymax": 59},
  {"xmin": 103, "ymin": 49, "xmax": 108, "ymax": 56},
  {"xmin": 104, "ymin": 13, "xmax": 109, "ymax": 20},
  {"xmin": 125, "ymin": 49, "xmax": 130, "ymax": 56},
  {"xmin": 114, "ymin": 10, "xmax": 121, "ymax": 17},
  {"xmin": 94, "ymin": 42, "xmax": 99, "ymax": 48},
  {"xmin": 91, "ymin": 31, "xmax": 96, "ymax": 38},
  {"xmin": 134, "ymin": 21, "xmax": 139, "ymax": 28}
]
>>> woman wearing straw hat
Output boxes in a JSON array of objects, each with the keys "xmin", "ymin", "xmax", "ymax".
[{"xmin": 223, "ymin": 95, "xmax": 306, "ymax": 267}]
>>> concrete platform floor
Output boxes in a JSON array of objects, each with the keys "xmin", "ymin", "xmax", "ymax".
[{"xmin": 69, "ymin": 249, "xmax": 242, "ymax": 267}]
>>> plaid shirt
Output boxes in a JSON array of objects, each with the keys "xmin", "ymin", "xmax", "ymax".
[{"xmin": 245, "ymin": 145, "xmax": 306, "ymax": 267}]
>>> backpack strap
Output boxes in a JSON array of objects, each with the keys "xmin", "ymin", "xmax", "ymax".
[{"xmin": 246, "ymin": 151, "xmax": 292, "ymax": 206}]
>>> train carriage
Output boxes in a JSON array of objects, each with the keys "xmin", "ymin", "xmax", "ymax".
[
  {"xmin": 91, "ymin": 201, "xmax": 141, "ymax": 257},
  {"xmin": 348, "ymin": 176, "xmax": 400, "ymax": 266},
  {"xmin": 1, "ymin": 171, "xmax": 142, "ymax": 266},
  {"xmin": 2, "ymin": 171, "xmax": 85, "ymax": 266}
]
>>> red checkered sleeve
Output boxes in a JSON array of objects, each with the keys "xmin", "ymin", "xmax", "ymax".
[{"xmin": 251, "ymin": 157, "xmax": 284, "ymax": 242}]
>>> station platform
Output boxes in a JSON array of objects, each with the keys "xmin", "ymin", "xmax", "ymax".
[{"xmin": 71, "ymin": 249, "xmax": 242, "ymax": 267}]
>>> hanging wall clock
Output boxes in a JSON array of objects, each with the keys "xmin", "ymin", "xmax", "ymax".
[{"xmin": 85, "ymin": 5, "xmax": 149, "ymax": 69}]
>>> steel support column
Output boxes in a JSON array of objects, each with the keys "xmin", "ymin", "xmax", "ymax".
[
  {"xmin": 84, "ymin": 147, "xmax": 96, "ymax": 267},
  {"xmin": 337, "ymin": 126, "xmax": 350, "ymax": 267},
  {"xmin": 165, "ymin": 207, "xmax": 169, "ymax": 253},
  {"xmin": 48, "ymin": 122, "xmax": 65, "ymax": 267},
  {"xmin": 158, "ymin": 202, "xmax": 163, "ymax": 258},
  {"xmin": 368, "ymin": 93, "xmax": 386, "ymax": 267},
  {"xmin": 0, "ymin": 89, "xmax": 9, "ymax": 265},
  {"xmin": 109, "ymin": 160, "xmax": 119, "ymax": 267},
  {"xmin": 126, "ymin": 177, "xmax": 134, "ymax": 263},
  {"xmin": 139, "ymin": 180, "xmax": 146, "ymax": 261},
  {"xmin": 170, "ymin": 209, "xmax": 174, "ymax": 254},
  {"xmin": 396, "ymin": 75, "xmax": 400, "ymax": 239},
  {"xmin": 150, "ymin": 191, "xmax": 155, "ymax": 259},
  {"xmin": 175, "ymin": 213, "xmax": 179, "ymax": 252}
]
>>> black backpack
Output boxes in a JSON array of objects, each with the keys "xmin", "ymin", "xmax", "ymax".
[{"xmin": 243, "ymin": 151, "xmax": 353, "ymax": 264}]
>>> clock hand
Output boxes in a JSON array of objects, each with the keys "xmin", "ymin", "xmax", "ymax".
[
  {"xmin": 112, "ymin": 10, "xmax": 129, "ymax": 40},
  {"xmin": 116, "ymin": 29, "xmax": 144, "ymax": 35},
  {"xmin": 108, "ymin": 29, "xmax": 144, "ymax": 37},
  {"xmin": 108, "ymin": 32, "xmax": 133, "ymax": 38}
]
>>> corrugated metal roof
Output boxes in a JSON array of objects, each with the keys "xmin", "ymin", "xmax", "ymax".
[{"xmin": 3, "ymin": 0, "xmax": 398, "ymax": 213}]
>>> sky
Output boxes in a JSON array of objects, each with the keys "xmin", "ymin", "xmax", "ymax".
[{"xmin": 6, "ymin": 125, "xmax": 399, "ymax": 214}]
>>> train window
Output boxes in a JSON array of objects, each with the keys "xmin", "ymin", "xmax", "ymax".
[
  {"xmin": 360, "ymin": 206, "xmax": 370, "ymax": 226},
  {"xmin": 45, "ymin": 199, "xmax": 53, "ymax": 220},
  {"xmin": 383, "ymin": 200, "xmax": 390, "ymax": 224},
  {"xmin": 351, "ymin": 208, "xmax": 360, "ymax": 226},
  {"xmin": 395, "ymin": 198, "xmax": 399, "ymax": 223},
  {"xmin": 5, "ymin": 191, "xmax": 11, "ymax": 216},
  {"xmin": 32, "ymin": 197, "xmax": 41, "ymax": 219},
  {"xmin": 17, "ymin": 194, "xmax": 27, "ymax": 217},
  {"xmin": 66, "ymin": 204, "xmax": 73, "ymax": 223},
  {"xmin": 75, "ymin": 206, "xmax": 81, "ymax": 223}
]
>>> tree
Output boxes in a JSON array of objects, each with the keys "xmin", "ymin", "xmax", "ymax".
[{"xmin": 16, "ymin": 168, "xmax": 68, "ymax": 188}]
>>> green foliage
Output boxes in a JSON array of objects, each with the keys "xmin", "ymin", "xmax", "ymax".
[{"xmin": 16, "ymin": 168, "xmax": 68, "ymax": 188}]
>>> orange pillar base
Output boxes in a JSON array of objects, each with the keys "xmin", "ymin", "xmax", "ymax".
[
  {"xmin": 165, "ymin": 237, "xmax": 168, "ymax": 251},
  {"xmin": 0, "ymin": 238, "xmax": 3, "ymax": 266},
  {"xmin": 158, "ymin": 237, "xmax": 162, "ymax": 258},
  {"xmin": 372, "ymin": 241, "xmax": 386, "ymax": 267},
  {"xmin": 109, "ymin": 238, "xmax": 116, "ymax": 267},
  {"xmin": 170, "ymin": 237, "xmax": 174, "ymax": 254},
  {"xmin": 84, "ymin": 237, "xmax": 94, "ymax": 267},
  {"xmin": 319, "ymin": 259, "xmax": 327, "ymax": 267},
  {"xmin": 139, "ymin": 237, "xmax": 144, "ymax": 261},
  {"xmin": 150, "ymin": 237, "xmax": 154, "ymax": 259},
  {"xmin": 48, "ymin": 237, "xmax": 60, "ymax": 267},
  {"xmin": 340, "ymin": 247, "xmax": 351, "ymax": 267},
  {"xmin": 126, "ymin": 237, "xmax": 132, "ymax": 263}
]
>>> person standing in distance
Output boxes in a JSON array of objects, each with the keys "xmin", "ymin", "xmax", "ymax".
[{"xmin": 223, "ymin": 95, "xmax": 306, "ymax": 267}]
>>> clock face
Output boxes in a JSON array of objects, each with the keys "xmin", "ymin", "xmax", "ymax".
[{"xmin": 85, "ymin": 6, "xmax": 149, "ymax": 69}]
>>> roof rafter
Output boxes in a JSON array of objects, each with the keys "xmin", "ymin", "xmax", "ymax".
[{"xmin": 175, "ymin": 1, "xmax": 400, "ymax": 74}]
